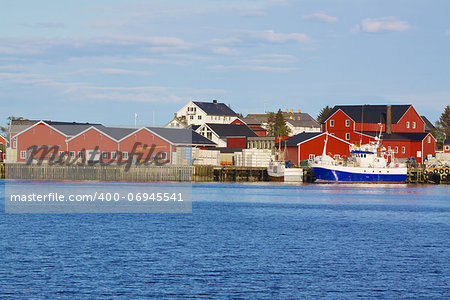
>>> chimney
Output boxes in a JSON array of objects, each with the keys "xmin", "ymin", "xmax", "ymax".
[
  {"xmin": 386, "ymin": 105, "xmax": 392, "ymax": 134},
  {"xmin": 174, "ymin": 113, "xmax": 177, "ymax": 118},
  {"xmin": 213, "ymin": 100, "xmax": 217, "ymax": 104}
]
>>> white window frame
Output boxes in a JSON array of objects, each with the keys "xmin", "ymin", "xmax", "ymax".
[
  {"xmin": 427, "ymin": 136, "xmax": 431, "ymax": 143},
  {"xmin": 198, "ymin": 115, "xmax": 202, "ymax": 120},
  {"xmin": 345, "ymin": 120, "xmax": 350, "ymax": 127},
  {"xmin": 394, "ymin": 146, "xmax": 398, "ymax": 153},
  {"xmin": 102, "ymin": 152, "xmax": 109, "ymax": 160},
  {"xmin": 309, "ymin": 154, "xmax": 315, "ymax": 160},
  {"xmin": 122, "ymin": 152, "xmax": 129, "ymax": 160},
  {"xmin": 345, "ymin": 133, "xmax": 350, "ymax": 140},
  {"xmin": 20, "ymin": 150, "xmax": 27, "ymax": 159},
  {"xmin": 69, "ymin": 151, "xmax": 75, "ymax": 157},
  {"xmin": 412, "ymin": 122, "xmax": 416, "ymax": 129},
  {"xmin": 111, "ymin": 152, "xmax": 117, "ymax": 160},
  {"xmin": 402, "ymin": 146, "xmax": 406, "ymax": 154},
  {"xmin": 334, "ymin": 154, "xmax": 340, "ymax": 160},
  {"xmin": 406, "ymin": 121, "xmax": 410, "ymax": 129},
  {"xmin": 59, "ymin": 151, "xmax": 65, "ymax": 158},
  {"xmin": 445, "ymin": 145, "xmax": 450, "ymax": 151},
  {"xmin": 330, "ymin": 120, "xmax": 335, "ymax": 127},
  {"xmin": 78, "ymin": 151, "xmax": 84, "ymax": 158},
  {"xmin": 13, "ymin": 140, "xmax": 17, "ymax": 148},
  {"xmin": 157, "ymin": 152, "xmax": 167, "ymax": 160}
]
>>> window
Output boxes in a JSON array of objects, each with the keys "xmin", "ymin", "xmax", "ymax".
[
  {"xmin": 20, "ymin": 150, "xmax": 26, "ymax": 159},
  {"xmin": 198, "ymin": 115, "xmax": 202, "ymax": 120},
  {"xmin": 13, "ymin": 140, "xmax": 17, "ymax": 148},
  {"xmin": 309, "ymin": 154, "xmax": 315, "ymax": 160},
  {"xmin": 78, "ymin": 151, "xmax": 84, "ymax": 158},
  {"xmin": 330, "ymin": 133, "xmax": 335, "ymax": 136},
  {"xmin": 345, "ymin": 133, "xmax": 350, "ymax": 140},
  {"xmin": 406, "ymin": 121, "xmax": 410, "ymax": 129},
  {"xmin": 111, "ymin": 152, "xmax": 117, "ymax": 160},
  {"xmin": 412, "ymin": 122, "xmax": 416, "ymax": 129},
  {"xmin": 69, "ymin": 151, "xmax": 75, "ymax": 157},
  {"xmin": 445, "ymin": 145, "xmax": 450, "ymax": 151},
  {"xmin": 427, "ymin": 136, "xmax": 431, "ymax": 143},
  {"xmin": 395, "ymin": 147, "xmax": 398, "ymax": 153},
  {"xmin": 388, "ymin": 146, "xmax": 391, "ymax": 152},
  {"xmin": 155, "ymin": 152, "xmax": 167, "ymax": 160},
  {"xmin": 345, "ymin": 120, "xmax": 350, "ymax": 127},
  {"xmin": 190, "ymin": 116, "xmax": 194, "ymax": 120},
  {"xmin": 330, "ymin": 120, "xmax": 335, "ymax": 127},
  {"xmin": 402, "ymin": 146, "xmax": 406, "ymax": 154},
  {"xmin": 59, "ymin": 151, "xmax": 65, "ymax": 158},
  {"xmin": 102, "ymin": 152, "xmax": 109, "ymax": 160},
  {"xmin": 122, "ymin": 152, "xmax": 128, "ymax": 160},
  {"xmin": 334, "ymin": 154, "xmax": 340, "ymax": 159}
]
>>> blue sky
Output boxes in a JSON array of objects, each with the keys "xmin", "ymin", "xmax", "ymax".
[{"xmin": 1, "ymin": 0, "xmax": 449, "ymax": 127}]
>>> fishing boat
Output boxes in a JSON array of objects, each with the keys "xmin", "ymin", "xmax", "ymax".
[
  {"xmin": 267, "ymin": 139, "xmax": 303, "ymax": 182},
  {"xmin": 311, "ymin": 130, "xmax": 407, "ymax": 183}
]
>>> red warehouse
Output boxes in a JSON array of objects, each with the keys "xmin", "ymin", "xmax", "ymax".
[
  {"xmin": 281, "ymin": 132, "xmax": 353, "ymax": 166},
  {"xmin": 321, "ymin": 104, "xmax": 435, "ymax": 162}
]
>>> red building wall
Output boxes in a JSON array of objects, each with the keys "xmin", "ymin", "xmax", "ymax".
[
  {"xmin": 226, "ymin": 137, "xmax": 246, "ymax": 148},
  {"xmin": 284, "ymin": 134, "xmax": 352, "ymax": 165},
  {"xmin": 392, "ymin": 106, "xmax": 425, "ymax": 133},
  {"xmin": 68, "ymin": 128, "xmax": 118, "ymax": 162},
  {"xmin": 119, "ymin": 128, "xmax": 172, "ymax": 163},
  {"xmin": 231, "ymin": 118, "xmax": 245, "ymax": 125},
  {"xmin": 15, "ymin": 122, "xmax": 67, "ymax": 162}
]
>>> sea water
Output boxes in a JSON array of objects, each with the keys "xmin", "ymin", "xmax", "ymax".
[{"xmin": 0, "ymin": 181, "xmax": 449, "ymax": 298}]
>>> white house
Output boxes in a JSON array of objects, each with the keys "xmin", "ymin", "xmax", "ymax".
[{"xmin": 165, "ymin": 100, "xmax": 238, "ymax": 128}]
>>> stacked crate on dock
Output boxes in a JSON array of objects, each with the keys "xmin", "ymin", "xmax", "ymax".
[
  {"xmin": 192, "ymin": 149, "xmax": 220, "ymax": 166},
  {"xmin": 233, "ymin": 149, "xmax": 271, "ymax": 167}
]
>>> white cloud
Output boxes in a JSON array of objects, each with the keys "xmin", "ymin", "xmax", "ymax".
[
  {"xmin": 244, "ymin": 30, "xmax": 309, "ymax": 43},
  {"xmin": 302, "ymin": 11, "xmax": 337, "ymax": 23},
  {"xmin": 352, "ymin": 17, "xmax": 410, "ymax": 33},
  {"xmin": 211, "ymin": 64, "xmax": 297, "ymax": 72},
  {"xmin": 211, "ymin": 47, "xmax": 240, "ymax": 55},
  {"xmin": 247, "ymin": 54, "xmax": 296, "ymax": 64}
]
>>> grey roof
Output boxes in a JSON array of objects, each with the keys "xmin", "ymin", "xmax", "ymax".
[
  {"xmin": 323, "ymin": 105, "xmax": 412, "ymax": 124},
  {"xmin": 244, "ymin": 112, "xmax": 319, "ymax": 128},
  {"xmin": 283, "ymin": 132, "xmax": 323, "ymax": 146},
  {"xmin": 99, "ymin": 127, "xmax": 136, "ymax": 140},
  {"xmin": 193, "ymin": 101, "xmax": 237, "ymax": 116},
  {"xmin": 285, "ymin": 113, "xmax": 320, "ymax": 128},
  {"xmin": 147, "ymin": 127, "xmax": 216, "ymax": 146},
  {"xmin": 11, "ymin": 119, "xmax": 102, "ymax": 136},
  {"xmin": 421, "ymin": 116, "xmax": 435, "ymax": 131},
  {"xmin": 51, "ymin": 124, "xmax": 100, "ymax": 136},
  {"xmin": 204, "ymin": 123, "xmax": 258, "ymax": 138},
  {"xmin": 444, "ymin": 139, "xmax": 450, "ymax": 145}
]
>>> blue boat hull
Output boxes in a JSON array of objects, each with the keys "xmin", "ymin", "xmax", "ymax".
[{"xmin": 312, "ymin": 167, "xmax": 407, "ymax": 183}]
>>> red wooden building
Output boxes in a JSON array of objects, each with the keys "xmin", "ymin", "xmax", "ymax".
[
  {"xmin": 10, "ymin": 121, "xmax": 215, "ymax": 164},
  {"xmin": 321, "ymin": 105, "xmax": 436, "ymax": 163},
  {"xmin": 282, "ymin": 132, "xmax": 353, "ymax": 166}
]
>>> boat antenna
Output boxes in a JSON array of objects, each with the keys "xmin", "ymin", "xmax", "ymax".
[
  {"xmin": 322, "ymin": 133, "xmax": 328, "ymax": 157},
  {"xmin": 360, "ymin": 105, "xmax": 364, "ymax": 146}
]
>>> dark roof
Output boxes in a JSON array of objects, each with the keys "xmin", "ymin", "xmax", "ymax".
[
  {"xmin": 358, "ymin": 131, "xmax": 431, "ymax": 142},
  {"xmin": 189, "ymin": 125, "xmax": 200, "ymax": 131},
  {"xmin": 99, "ymin": 127, "xmax": 136, "ymax": 140},
  {"xmin": 147, "ymin": 127, "xmax": 216, "ymax": 146},
  {"xmin": 193, "ymin": 101, "xmax": 237, "ymax": 116},
  {"xmin": 444, "ymin": 139, "xmax": 450, "ymax": 145},
  {"xmin": 282, "ymin": 132, "xmax": 323, "ymax": 146},
  {"xmin": 51, "ymin": 124, "xmax": 102, "ymax": 136},
  {"xmin": 421, "ymin": 116, "xmax": 435, "ymax": 131},
  {"xmin": 323, "ymin": 105, "xmax": 412, "ymax": 124},
  {"xmin": 204, "ymin": 123, "xmax": 257, "ymax": 138},
  {"xmin": 211, "ymin": 147, "xmax": 243, "ymax": 153}
]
